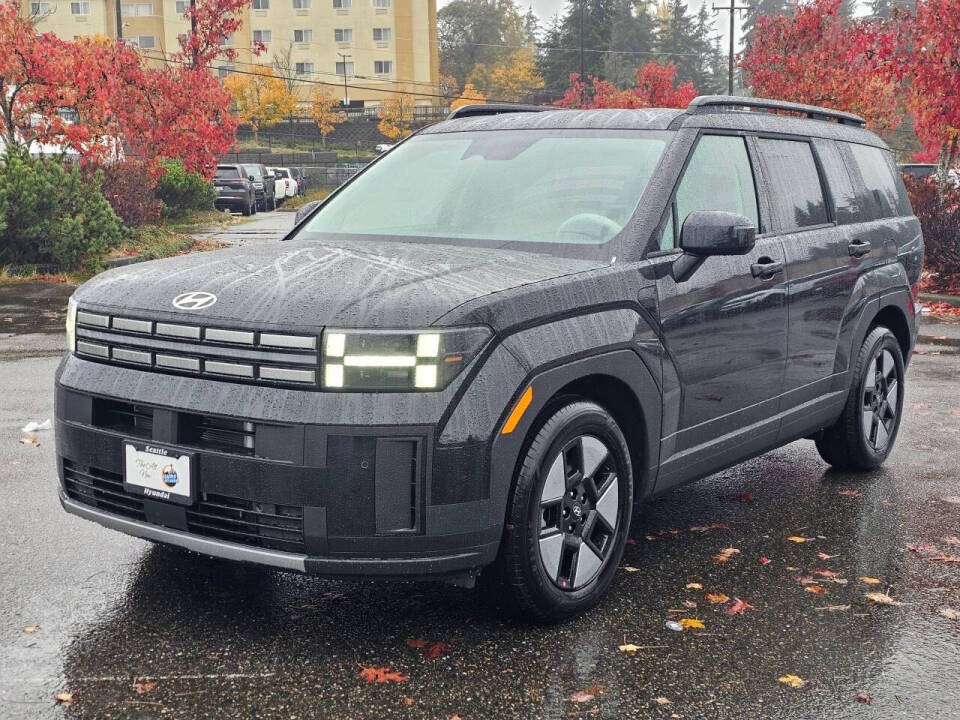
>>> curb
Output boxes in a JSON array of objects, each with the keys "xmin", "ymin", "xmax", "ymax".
[
  {"xmin": 917, "ymin": 333, "xmax": 960, "ymax": 348},
  {"xmin": 103, "ymin": 254, "xmax": 146, "ymax": 269},
  {"xmin": 920, "ymin": 292, "xmax": 960, "ymax": 307}
]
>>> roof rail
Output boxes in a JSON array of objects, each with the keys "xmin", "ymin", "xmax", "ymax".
[
  {"xmin": 446, "ymin": 103, "xmax": 556, "ymax": 120},
  {"xmin": 687, "ymin": 95, "xmax": 866, "ymax": 127}
]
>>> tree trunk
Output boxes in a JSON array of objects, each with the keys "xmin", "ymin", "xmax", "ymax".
[
  {"xmin": 936, "ymin": 135, "xmax": 957, "ymax": 200},
  {"xmin": 252, "ymin": 125, "xmax": 259, "ymax": 145}
]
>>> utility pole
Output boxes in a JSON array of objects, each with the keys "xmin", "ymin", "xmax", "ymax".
[
  {"xmin": 115, "ymin": 0, "xmax": 123, "ymax": 40},
  {"xmin": 190, "ymin": 0, "xmax": 197, "ymax": 67},
  {"xmin": 338, "ymin": 52, "xmax": 352, "ymax": 107},
  {"xmin": 578, "ymin": 0, "xmax": 585, "ymax": 79},
  {"xmin": 712, "ymin": 0, "xmax": 751, "ymax": 96}
]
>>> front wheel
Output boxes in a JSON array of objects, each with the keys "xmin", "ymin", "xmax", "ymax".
[
  {"xmin": 486, "ymin": 400, "xmax": 633, "ymax": 622},
  {"xmin": 815, "ymin": 326, "xmax": 905, "ymax": 471}
]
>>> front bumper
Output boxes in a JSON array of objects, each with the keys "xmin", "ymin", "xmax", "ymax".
[{"xmin": 55, "ymin": 356, "xmax": 504, "ymax": 580}]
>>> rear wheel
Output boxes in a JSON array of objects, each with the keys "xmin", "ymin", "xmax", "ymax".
[
  {"xmin": 815, "ymin": 326, "xmax": 905, "ymax": 471},
  {"xmin": 241, "ymin": 199, "xmax": 251, "ymax": 216},
  {"xmin": 486, "ymin": 400, "xmax": 633, "ymax": 622}
]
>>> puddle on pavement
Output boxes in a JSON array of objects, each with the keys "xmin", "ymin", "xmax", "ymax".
[{"xmin": 0, "ymin": 281, "xmax": 75, "ymax": 335}]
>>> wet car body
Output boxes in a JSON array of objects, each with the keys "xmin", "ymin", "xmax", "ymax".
[{"xmin": 55, "ymin": 97, "xmax": 922, "ymax": 617}]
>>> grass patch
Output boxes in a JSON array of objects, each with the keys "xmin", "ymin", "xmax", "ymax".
[
  {"xmin": 0, "ymin": 266, "xmax": 76, "ymax": 285},
  {"xmin": 277, "ymin": 189, "xmax": 332, "ymax": 212},
  {"xmin": 164, "ymin": 208, "xmax": 250, "ymax": 233},
  {"xmin": 109, "ymin": 225, "xmax": 226, "ymax": 262}
]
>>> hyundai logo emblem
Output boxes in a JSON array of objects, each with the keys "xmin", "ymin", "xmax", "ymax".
[{"xmin": 172, "ymin": 291, "xmax": 217, "ymax": 310}]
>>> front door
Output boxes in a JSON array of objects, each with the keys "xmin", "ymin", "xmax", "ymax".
[{"xmin": 653, "ymin": 134, "xmax": 789, "ymax": 488}]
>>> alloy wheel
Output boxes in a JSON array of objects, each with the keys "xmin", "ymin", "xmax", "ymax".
[
  {"xmin": 862, "ymin": 348, "xmax": 899, "ymax": 451},
  {"xmin": 537, "ymin": 434, "xmax": 620, "ymax": 591}
]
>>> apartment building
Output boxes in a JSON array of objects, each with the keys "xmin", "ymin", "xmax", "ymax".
[{"xmin": 22, "ymin": 0, "xmax": 441, "ymax": 110}]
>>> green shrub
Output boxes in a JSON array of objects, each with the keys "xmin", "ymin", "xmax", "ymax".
[
  {"xmin": 0, "ymin": 152, "xmax": 123, "ymax": 271},
  {"xmin": 154, "ymin": 160, "xmax": 216, "ymax": 216}
]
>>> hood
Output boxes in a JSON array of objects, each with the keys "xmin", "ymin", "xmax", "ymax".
[{"xmin": 75, "ymin": 237, "xmax": 603, "ymax": 330}]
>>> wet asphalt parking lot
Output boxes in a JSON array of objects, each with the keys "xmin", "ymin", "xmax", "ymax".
[{"xmin": 1, "ymin": 281, "xmax": 959, "ymax": 719}]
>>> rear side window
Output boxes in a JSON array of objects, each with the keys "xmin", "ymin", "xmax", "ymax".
[
  {"xmin": 675, "ymin": 135, "xmax": 759, "ymax": 240},
  {"xmin": 756, "ymin": 138, "xmax": 829, "ymax": 231},
  {"xmin": 814, "ymin": 140, "xmax": 862, "ymax": 224},
  {"xmin": 847, "ymin": 144, "xmax": 905, "ymax": 220}
]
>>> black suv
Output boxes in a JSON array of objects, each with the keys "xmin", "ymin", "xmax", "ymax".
[
  {"xmin": 56, "ymin": 97, "xmax": 922, "ymax": 621},
  {"xmin": 242, "ymin": 163, "xmax": 276, "ymax": 212},
  {"xmin": 213, "ymin": 164, "xmax": 257, "ymax": 216}
]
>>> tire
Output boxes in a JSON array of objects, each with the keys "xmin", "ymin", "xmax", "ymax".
[
  {"xmin": 241, "ymin": 200, "xmax": 251, "ymax": 216},
  {"xmin": 815, "ymin": 325, "xmax": 905, "ymax": 471},
  {"xmin": 485, "ymin": 399, "xmax": 633, "ymax": 622},
  {"xmin": 268, "ymin": 195, "xmax": 276, "ymax": 211}
]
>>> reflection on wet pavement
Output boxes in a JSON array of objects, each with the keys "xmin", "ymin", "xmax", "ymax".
[{"xmin": 1, "ymin": 336, "xmax": 958, "ymax": 718}]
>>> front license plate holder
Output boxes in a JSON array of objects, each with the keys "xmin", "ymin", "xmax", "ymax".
[{"xmin": 123, "ymin": 442, "xmax": 196, "ymax": 506}]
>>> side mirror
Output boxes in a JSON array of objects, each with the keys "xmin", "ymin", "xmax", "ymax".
[
  {"xmin": 680, "ymin": 210, "xmax": 756, "ymax": 256},
  {"xmin": 247, "ymin": 175, "xmax": 256, "ymax": 181},
  {"xmin": 294, "ymin": 200, "xmax": 322, "ymax": 225}
]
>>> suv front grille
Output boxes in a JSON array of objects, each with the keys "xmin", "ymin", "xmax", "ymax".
[
  {"xmin": 74, "ymin": 310, "xmax": 318, "ymax": 388},
  {"xmin": 64, "ymin": 462, "xmax": 306, "ymax": 553}
]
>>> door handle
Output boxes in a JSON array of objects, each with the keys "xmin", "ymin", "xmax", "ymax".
[
  {"xmin": 848, "ymin": 239, "xmax": 871, "ymax": 257},
  {"xmin": 751, "ymin": 257, "xmax": 784, "ymax": 279}
]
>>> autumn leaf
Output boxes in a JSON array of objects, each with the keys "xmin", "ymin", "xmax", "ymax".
[
  {"xmin": 907, "ymin": 542, "xmax": 937, "ymax": 554},
  {"xmin": 706, "ymin": 593, "xmax": 729, "ymax": 604},
  {"xmin": 690, "ymin": 523, "xmax": 729, "ymax": 532},
  {"xmin": 858, "ymin": 576, "xmax": 882, "ymax": 584},
  {"xmin": 865, "ymin": 592, "xmax": 902, "ymax": 606},
  {"xmin": 817, "ymin": 552, "xmax": 837, "ymax": 560},
  {"xmin": 685, "ymin": 582, "xmax": 703, "ymax": 590},
  {"xmin": 423, "ymin": 642, "xmax": 454, "ymax": 660},
  {"xmin": 938, "ymin": 607, "xmax": 960, "ymax": 620},
  {"xmin": 778, "ymin": 674, "xmax": 806, "ymax": 689},
  {"xmin": 619, "ymin": 642, "xmax": 642, "ymax": 655},
  {"xmin": 713, "ymin": 547, "xmax": 740, "ymax": 562},
  {"xmin": 55, "ymin": 691, "xmax": 76, "ymax": 704},
  {"xmin": 759, "ymin": 557, "xmax": 771, "ymax": 565},
  {"xmin": 133, "ymin": 680, "xmax": 158, "ymax": 694},
  {"xmin": 359, "ymin": 666, "xmax": 409, "ymax": 683},
  {"xmin": 787, "ymin": 536, "xmax": 811, "ymax": 543},
  {"xmin": 945, "ymin": 536, "xmax": 960, "ymax": 545},
  {"xmin": 805, "ymin": 585, "xmax": 827, "ymax": 594},
  {"xmin": 680, "ymin": 618, "xmax": 705, "ymax": 629},
  {"xmin": 682, "ymin": 600, "xmax": 697, "ymax": 609},
  {"xmin": 403, "ymin": 697, "xmax": 414, "ymax": 706},
  {"xmin": 405, "ymin": 638, "xmax": 428, "ymax": 648},
  {"xmin": 838, "ymin": 490, "xmax": 861, "ymax": 497},
  {"xmin": 855, "ymin": 693, "xmax": 873, "ymax": 704},
  {"xmin": 569, "ymin": 690, "xmax": 594, "ymax": 703},
  {"xmin": 726, "ymin": 597, "xmax": 756, "ymax": 615},
  {"xmin": 653, "ymin": 696, "xmax": 673, "ymax": 705},
  {"xmin": 621, "ymin": 566, "xmax": 640, "ymax": 573},
  {"xmin": 23, "ymin": 626, "xmax": 40, "ymax": 633}
]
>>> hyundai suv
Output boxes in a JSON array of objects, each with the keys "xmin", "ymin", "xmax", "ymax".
[
  {"xmin": 213, "ymin": 164, "xmax": 257, "ymax": 216},
  {"xmin": 56, "ymin": 97, "xmax": 922, "ymax": 621}
]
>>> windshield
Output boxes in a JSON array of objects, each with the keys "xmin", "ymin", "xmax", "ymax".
[{"xmin": 298, "ymin": 129, "xmax": 669, "ymax": 257}]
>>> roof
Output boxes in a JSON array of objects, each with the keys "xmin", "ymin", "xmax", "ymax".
[{"xmin": 425, "ymin": 96, "xmax": 886, "ymax": 148}]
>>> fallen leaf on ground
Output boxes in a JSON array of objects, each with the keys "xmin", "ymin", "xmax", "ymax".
[
  {"xmin": 23, "ymin": 626, "xmax": 40, "ymax": 633},
  {"xmin": 714, "ymin": 547, "xmax": 740, "ymax": 562},
  {"xmin": 685, "ymin": 582, "xmax": 703, "ymax": 590},
  {"xmin": 134, "ymin": 680, "xmax": 158, "ymax": 694},
  {"xmin": 406, "ymin": 638, "xmax": 428, "ymax": 648},
  {"xmin": 759, "ymin": 557, "xmax": 771, "ymax": 565},
  {"xmin": 654, "ymin": 697, "xmax": 673, "ymax": 705},
  {"xmin": 19, "ymin": 436, "xmax": 38, "ymax": 445},
  {"xmin": 403, "ymin": 697, "xmax": 414, "ymax": 706},
  {"xmin": 682, "ymin": 600, "xmax": 697, "ymax": 609},
  {"xmin": 422, "ymin": 642, "xmax": 454, "ymax": 660},
  {"xmin": 359, "ymin": 666, "xmax": 409, "ymax": 683},
  {"xmin": 737, "ymin": 492, "xmax": 754, "ymax": 502},
  {"xmin": 938, "ymin": 607, "xmax": 960, "ymax": 620},
  {"xmin": 619, "ymin": 643, "xmax": 642, "ymax": 655},
  {"xmin": 691, "ymin": 523, "xmax": 729, "ymax": 532},
  {"xmin": 855, "ymin": 693, "xmax": 873, "ymax": 704},
  {"xmin": 838, "ymin": 490, "xmax": 861, "ymax": 497},
  {"xmin": 805, "ymin": 585, "xmax": 827, "ymax": 594},
  {"xmin": 621, "ymin": 566, "xmax": 640, "ymax": 573},
  {"xmin": 793, "ymin": 575, "xmax": 816, "ymax": 585},
  {"xmin": 930, "ymin": 553, "xmax": 960, "ymax": 563},
  {"xmin": 788, "ymin": 536, "xmax": 811, "ymax": 543},
  {"xmin": 778, "ymin": 674, "xmax": 806, "ymax": 689},
  {"xmin": 945, "ymin": 536, "xmax": 960, "ymax": 545},
  {"xmin": 907, "ymin": 542, "xmax": 938, "ymax": 554},
  {"xmin": 817, "ymin": 552, "xmax": 837, "ymax": 560},
  {"xmin": 726, "ymin": 597, "xmax": 756, "ymax": 615},
  {"xmin": 866, "ymin": 592, "xmax": 902, "ymax": 606},
  {"xmin": 858, "ymin": 576, "xmax": 882, "ymax": 584},
  {"xmin": 569, "ymin": 690, "xmax": 594, "ymax": 703},
  {"xmin": 55, "ymin": 692, "xmax": 75, "ymax": 705},
  {"xmin": 815, "ymin": 604, "xmax": 851, "ymax": 612},
  {"xmin": 813, "ymin": 569, "xmax": 839, "ymax": 578},
  {"xmin": 680, "ymin": 618, "xmax": 705, "ymax": 629},
  {"xmin": 646, "ymin": 535, "xmax": 656, "ymax": 541},
  {"xmin": 706, "ymin": 593, "xmax": 729, "ymax": 604}
]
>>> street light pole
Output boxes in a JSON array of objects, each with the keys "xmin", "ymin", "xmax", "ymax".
[
  {"xmin": 578, "ymin": 0, "xmax": 585, "ymax": 79},
  {"xmin": 712, "ymin": 0, "xmax": 751, "ymax": 96},
  {"xmin": 115, "ymin": 0, "xmax": 123, "ymax": 40},
  {"xmin": 338, "ymin": 52, "xmax": 351, "ymax": 107}
]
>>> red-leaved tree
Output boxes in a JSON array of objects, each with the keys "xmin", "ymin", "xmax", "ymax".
[
  {"xmin": 555, "ymin": 62, "xmax": 697, "ymax": 109},
  {"xmin": 740, "ymin": 0, "xmax": 902, "ymax": 132}
]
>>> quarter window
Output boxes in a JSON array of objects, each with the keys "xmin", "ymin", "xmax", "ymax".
[
  {"xmin": 675, "ymin": 135, "xmax": 759, "ymax": 241},
  {"xmin": 848, "ymin": 143, "xmax": 904, "ymax": 220},
  {"xmin": 756, "ymin": 138, "xmax": 829, "ymax": 231}
]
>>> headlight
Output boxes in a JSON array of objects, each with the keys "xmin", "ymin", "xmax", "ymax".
[
  {"xmin": 66, "ymin": 296, "xmax": 78, "ymax": 352},
  {"xmin": 322, "ymin": 327, "xmax": 491, "ymax": 391}
]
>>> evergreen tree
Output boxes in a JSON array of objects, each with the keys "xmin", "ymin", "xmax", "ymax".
[
  {"xmin": 693, "ymin": 4, "xmax": 727, "ymax": 94},
  {"xmin": 536, "ymin": 0, "xmax": 621, "ymax": 94},
  {"xmin": 656, "ymin": 0, "xmax": 702, "ymax": 87},
  {"xmin": 603, "ymin": 0, "xmax": 658, "ymax": 87}
]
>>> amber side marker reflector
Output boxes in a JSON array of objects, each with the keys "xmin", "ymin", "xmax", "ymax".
[{"xmin": 501, "ymin": 386, "xmax": 533, "ymax": 435}]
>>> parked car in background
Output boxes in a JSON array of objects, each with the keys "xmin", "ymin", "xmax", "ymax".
[
  {"xmin": 213, "ymin": 164, "xmax": 257, "ymax": 216},
  {"xmin": 289, "ymin": 167, "xmax": 306, "ymax": 196},
  {"xmin": 270, "ymin": 168, "xmax": 297, "ymax": 202},
  {"xmin": 242, "ymin": 163, "xmax": 276, "ymax": 211},
  {"xmin": 375, "ymin": 143, "xmax": 394, "ymax": 154},
  {"xmin": 899, "ymin": 163, "xmax": 960, "ymax": 187}
]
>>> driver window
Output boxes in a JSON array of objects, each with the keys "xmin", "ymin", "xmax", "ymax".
[{"xmin": 675, "ymin": 135, "xmax": 759, "ymax": 240}]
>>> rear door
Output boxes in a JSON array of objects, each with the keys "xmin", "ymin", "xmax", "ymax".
[
  {"xmin": 654, "ymin": 133, "xmax": 789, "ymax": 487},
  {"xmin": 752, "ymin": 136, "xmax": 855, "ymax": 435}
]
